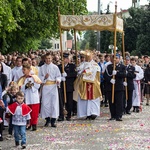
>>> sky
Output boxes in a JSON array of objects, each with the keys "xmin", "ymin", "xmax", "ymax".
[{"xmin": 87, "ymin": 0, "xmax": 149, "ymax": 13}]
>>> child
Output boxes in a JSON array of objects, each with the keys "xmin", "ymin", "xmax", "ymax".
[
  {"xmin": 17, "ymin": 64, "xmax": 41, "ymax": 131},
  {"xmin": 7, "ymin": 91, "xmax": 31, "ymax": 148},
  {"xmin": 4, "ymin": 84, "xmax": 19, "ymax": 140}
]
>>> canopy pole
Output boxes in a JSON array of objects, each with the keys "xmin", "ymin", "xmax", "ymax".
[
  {"xmin": 122, "ymin": 32, "xmax": 128, "ymax": 101},
  {"xmin": 58, "ymin": 6, "xmax": 67, "ymax": 105},
  {"xmin": 112, "ymin": 1, "xmax": 117, "ymax": 103},
  {"xmin": 73, "ymin": 8, "xmax": 78, "ymax": 66}
]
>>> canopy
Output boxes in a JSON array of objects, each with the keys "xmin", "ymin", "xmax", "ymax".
[{"xmin": 60, "ymin": 14, "xmax": 123, "ymax": 33}]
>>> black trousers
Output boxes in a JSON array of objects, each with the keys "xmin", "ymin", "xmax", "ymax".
[
  {"xmin": 66, "ymin": 92, "xmax": 73, "ymax": 118},
  {"xmin": 72, "ymin": 100, "xmax": 77, "ymax": 114},
  {"xmin": 126, "ymin": 90, "xmax": 133, "ymax": 112},
  {"xmin": 107, "ymin": 91, "xmax": 123, "ymax": 119},
  {"xmin": 58, "ymin": 88, "xmax": 64, "ymax": 119},
  {"xmin": 58, "ymin": 89, "xmax": 73, "ymax": 119},
  {"xmin": 8, "ymin": 115, "xmax": 13, "ymax": 135}
]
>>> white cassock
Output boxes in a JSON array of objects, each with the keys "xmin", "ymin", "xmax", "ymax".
[
  {"xmin": 11, "ymin": 66, "xmax": 24, "ymax": 82},
  {"xmin": 77, "ymin": 96, "xmax": 100, "ymax": 118},
  {"xmin": 39, "ymin": 63, "xmax": 61, "ymax": 119},
  {"xmin": 20, "ymin": 77, "xmax": 40, "ymax": 105},
  {"xmin": 77, "ymin": 60, "xmax": 101, "ymax": 118},
  {"xmin": 1, "ymin": 62, "xmax": 12, "ymax": 85},
  {"xmin": 132, "ymin": 65, "xmax": 144, "ymax": 106}
]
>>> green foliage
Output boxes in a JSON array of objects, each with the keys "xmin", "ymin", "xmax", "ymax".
[
  {"xmin": 38, "ymin": 38, "xmax": 52, "ymax": 49},
  {"xmin": 0, "ymin": 0, "xmax": 87, "ymax": 53},
  {"xmin": 130, "ymin": 50, "xmax": 142, "ymax": 57},
  {"xmin": 80, "ymin": 30, "xmax": 96, "ymax": 50},
  {"xmin": 124, "ymin": 7, "xmax": 150, "ymax": 55}
]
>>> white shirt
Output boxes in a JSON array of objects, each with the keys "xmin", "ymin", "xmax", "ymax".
[
  {"xmin": 39, "ymin": 63, "xmax": 61, "ymax": 83},
  {"xmin": 11, "ymin": 66, "xmax": 24, "ymax": 82}
]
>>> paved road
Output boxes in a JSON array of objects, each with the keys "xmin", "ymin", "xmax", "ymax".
[{"xmin": 1, "ymin": 101, "xmax": 150, "ymax": 150}]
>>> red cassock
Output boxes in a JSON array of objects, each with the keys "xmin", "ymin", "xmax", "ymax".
[{"xmin": 8, "ymin": 102, "xmax": 32, "ymax": 116}]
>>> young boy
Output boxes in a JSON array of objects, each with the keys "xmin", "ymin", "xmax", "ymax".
[
  {"xmin": 4, "ymin": 84, "xmax": 19, "ymax": 140},
  {"xmin": 17, "ymin": 64, "xmax": 41, "ymax": 131},
  {"xmin": 7, "ymin": 91, "xmax": 31, "ymax": 148}
]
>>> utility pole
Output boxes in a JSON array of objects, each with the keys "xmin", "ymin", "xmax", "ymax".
[{"xmin": 97, "ymin": 0, "xmax": 101, "ymax": 51}]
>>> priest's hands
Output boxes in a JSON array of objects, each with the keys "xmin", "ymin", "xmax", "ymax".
[
  {"xmin": 25, "ymin": 81, "xmax": 34, "ymax": 89},
  {"xmin": 44, "ymin": 73, "xmax": 49, "ymax": 80}
]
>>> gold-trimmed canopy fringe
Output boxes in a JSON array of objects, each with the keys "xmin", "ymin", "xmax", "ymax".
[{"xmin": 60, "ymin": 14, "xmax": 123, "ymax": 33}]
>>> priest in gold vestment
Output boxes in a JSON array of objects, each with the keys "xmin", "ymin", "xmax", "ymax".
[{"xmin": 75, "ymin": 51, "xmax": 102, "ymax": 120}]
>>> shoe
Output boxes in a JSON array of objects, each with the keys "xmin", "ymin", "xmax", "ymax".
[
  {"xmin": 109, "ymin": 118, "xmax": 115, "ymax": 120},
  {"xmin": 133, "ymin": 107, "xmax": 136, "ymax": 112},
  {"xmin": 22, "ymin": 144, "xmax": 26, "ymax": 149},
  {"xmin": 0, "ymin": 137, "xmax": 3, "ymax": 141},
  {"xmin": 57, "ymin": 118, "xmax": 64, "ymax": 121},
  {"xmin": 122, "ymin": 111, "xmax": 126, "ymax": 115},
  {"xmin": 26, "ymin": 126, "xmax": 31, "ymax": 130},
  {"xmin": 51, "ymin": 124, "xmax": 57, "ymax": 128},
  {"xmin": 105, "ymin": 104, "xmax": 109, "ymax": 107},
  {"xmin": 44, "ymin": 117, "xmax": 50, "ymax": 127},
  {"xmin": 66, "ymin": 117, "xmax": 71, "ymax": 121},
  {"xmin": 126, "ymin": 111, "xmax": 131, "ymax": 115},
  {"xmin": 136, "ymin": 109, "xmax": 140, "ymax": 113},
  {"xmin": 32, "ymin": 125, "xmax": 37, "ymax": 131},
  {"xmin": 15, "ymin": 141, "xmax": 19, "ymax": 146},
  {"xmin": 116, "ymin": 118, "xmax": 122, "ymax": 121},
  {"xmin": 86, "ymin": 116, "xmax": 91, "ymax": 120},
  {"xmin": 91, "ymin": 115, "xmax": 97, "ymax": 120},
  {"xmin": 44, "ymin": 122, "xmax": 49, "ymax": 127}
]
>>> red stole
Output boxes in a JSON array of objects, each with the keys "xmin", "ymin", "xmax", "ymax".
[
  {"xmin": 86, "ymin": 83, "xmax": 93, "ymax": 100},
  {"xmin": 8, "ymin": 102, "xmax": 32, "ymax": 116}
]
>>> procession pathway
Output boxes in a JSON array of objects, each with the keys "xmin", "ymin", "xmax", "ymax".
[{"xmin": 1, "ymin": 101, "xmax": 150, "ymax": 150}]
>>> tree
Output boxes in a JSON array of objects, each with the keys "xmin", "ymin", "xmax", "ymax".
[
  {"xmin": 38, "ymin": 39, "xmax": 52, "ymax": 49},
  {"xmin": 0, "ymin": 0, "xmax": 87, "ymax": 53},
  {"xmin": 89, "ymin": 31, "xmax": 97, "ymax": 50},
  {"xmin": 124, "ymin": 7, "xmax": 150, "ymax": 55}
]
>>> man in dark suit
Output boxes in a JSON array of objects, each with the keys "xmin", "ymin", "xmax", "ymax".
[
  {"xmin": 104, "ymin": 54, "xmax": 126, "ymax": 121},
  {"xmin": 58, "ymin": 53, "xmax": 77, "ymax": 121},
  {"xmin": 125, "ymin": 56, "xmax": 136, "ymax": 114}
]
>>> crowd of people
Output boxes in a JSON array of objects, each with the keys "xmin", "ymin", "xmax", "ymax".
[{"xmin": 0, "ymin": 49, "xmax": 149, "ymax": 149}]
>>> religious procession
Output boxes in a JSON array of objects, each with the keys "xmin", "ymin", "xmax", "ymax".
[{"xmin": 0, "ymin": 48, "xmax": 149, "ymax": 149}]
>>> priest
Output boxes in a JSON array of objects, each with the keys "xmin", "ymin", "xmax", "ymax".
[{"xmin": 75, "ymin": 51, "xmax": 102, "ymax": 120}]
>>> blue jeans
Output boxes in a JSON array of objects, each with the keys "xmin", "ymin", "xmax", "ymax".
[{"xmin": 13, "ymin": 125, "xmax": 26, "ymax": 145}]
